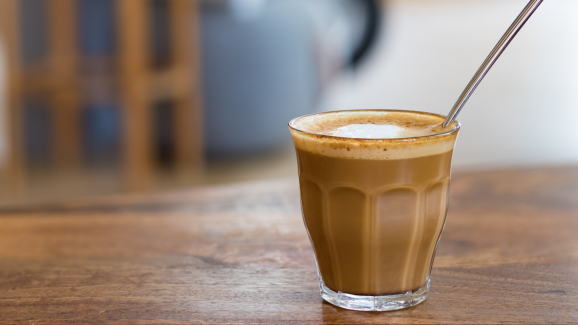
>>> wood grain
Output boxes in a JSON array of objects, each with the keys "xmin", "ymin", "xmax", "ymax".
[{"xmin": 1, "ymin": 167, "xmax": 577, "ymax": 324}]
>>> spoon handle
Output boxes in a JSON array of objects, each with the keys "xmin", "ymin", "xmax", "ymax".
[{"xmin": 442, "ymin": 0, "xmax": 544, "ymax": 127}]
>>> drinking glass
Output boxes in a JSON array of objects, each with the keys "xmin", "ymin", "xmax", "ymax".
[{"xmin": 288, "ymin": 110, "xmax": 460, "ymax": 311}]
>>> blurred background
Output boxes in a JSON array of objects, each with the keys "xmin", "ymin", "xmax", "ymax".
[{"xmin": 0, "ymin": 0, "xmax": 577, "ymax": 206}]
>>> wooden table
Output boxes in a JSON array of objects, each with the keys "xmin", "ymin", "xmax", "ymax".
[{"xmin": 1, "ymin": 167, "xmax": 577, "ymax": 324}]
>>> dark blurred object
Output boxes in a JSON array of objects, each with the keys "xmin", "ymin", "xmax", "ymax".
[
  {"xmin": 350, "ymin": 0, "xmax": 381, "ymax": 67},
  {"xmin": 23, "ymin": 100, "xmax": 52, "ymax": 165},
  {"xmin": 79, "ymin": 0, "xmax": 116, "ymax": 54},
  {"xmin": 153, "ymin": 100, "xmax": 176, "ymax": 166},
  {"xmin": 201, "ymin": 0, "xmax": 381, "ymax": 157},
  {"xmin": 19, "ymin": 0, "xmax": 49, "ymax": 64},
  {"xmin": 82, "ymin": 104, "xmax": 121, "ymax": 164},
  {"xmin": 150, "ymin": 0, "xmax": 172, "ymax": 68}
]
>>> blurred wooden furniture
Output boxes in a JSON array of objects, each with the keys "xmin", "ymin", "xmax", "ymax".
[
  {"xmin": 0, "ymin": 0, "xmax": 203, "ymax": 192},
  {"xmin": 1, "ymin": 167, "xmax": 577, "ymax": 324}
]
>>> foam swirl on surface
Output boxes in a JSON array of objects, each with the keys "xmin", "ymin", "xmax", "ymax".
[{"xmin": 289, "ymin": 110, "xmax": 460, "ymax": 160}]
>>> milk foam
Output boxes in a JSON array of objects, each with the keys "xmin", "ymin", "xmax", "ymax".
[
  {"xmin": 289, "ymin": 110, "xmax": 460, "ymax": 160},
  {"xmin": 325, "ymin": 124, "xmax": 440, "ymax": 139}
]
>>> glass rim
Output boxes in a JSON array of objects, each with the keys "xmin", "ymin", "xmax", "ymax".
[{"xmin": 288, "ymin": 109, "xmax": 461, "ymax": 142}]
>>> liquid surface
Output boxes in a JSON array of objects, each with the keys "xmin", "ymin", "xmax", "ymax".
[
  {"xmin": 324, "ymin": 123, "xmax": 440, "ymax": 139},
  {"xmin": 289, "ymin": 110, "xmax": 458, "ymax": 160}
]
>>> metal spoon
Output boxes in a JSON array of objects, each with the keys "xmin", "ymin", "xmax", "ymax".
[{"xmin": 442, "ymin": 0, "xmax": 544, "ymax": 128}]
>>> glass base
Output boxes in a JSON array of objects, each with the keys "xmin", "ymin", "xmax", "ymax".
[{"xmin": 320, "ymin": 279, "xmax": 429, "ymax": 311}]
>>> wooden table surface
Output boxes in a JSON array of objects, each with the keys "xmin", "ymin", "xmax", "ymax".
[{"xmin": 1, "ymin": 167, "xmax": 578, "ymax": 324}]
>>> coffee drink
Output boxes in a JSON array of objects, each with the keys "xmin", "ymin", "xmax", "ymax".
[{"xmin": 289, "ymin": 110, "xmax": 460, "ymax": 311}]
